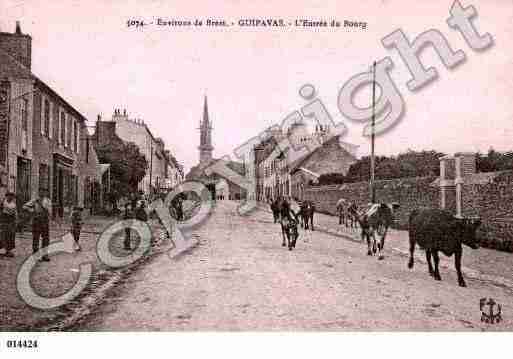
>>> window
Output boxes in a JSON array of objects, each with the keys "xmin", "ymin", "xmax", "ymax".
[
  {"xmin": 21, "ymin": 98, "xmax": 28, "ymax": 131},
  {"xmin": 39, "ymin": 164, "xmax": 50, "ymax": 197},
  {"xmin": 53, "ymin": 105, "xmax": 59, "ymax": 139},
  {"xmin": 60, "ymin": 111, "xmax": 66, "ymax": 145},
  {"xmin": 67, "ymin": 116, "xmax": 72, "ymax": 148},
  {"xmin": 73, "ymin": 120, "xmax": 78, "ymax": 152},
  {"xmin": 43, "ymin": 99, "xmax": 50, "ymax": 135},
  {"xmin": 86, "ymin": 136, "xmax": 90, "ymax": 163}
]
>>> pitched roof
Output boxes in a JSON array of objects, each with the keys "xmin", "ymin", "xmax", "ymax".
[{"xmin": 289, "ymin": 135, "xmax": 357, "ymax": 174}]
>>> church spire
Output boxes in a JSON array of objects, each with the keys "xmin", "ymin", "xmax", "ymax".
[
  {"xmin": 203, "ymin": 95, "xmax": 210, "ymax": 130},
  {"xmin": 198, "ymin": 95, "xmax": 213, "ymax": 165}
]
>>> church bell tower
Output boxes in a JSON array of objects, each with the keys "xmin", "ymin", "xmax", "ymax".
[{"xmin": 198, "ymin": 96, "xmax": 213, "ymax": 165}]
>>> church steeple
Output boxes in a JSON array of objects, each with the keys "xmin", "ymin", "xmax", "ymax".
[{"xmin": 198, "ymin": 95, "xmax": 213, "ymax": 165}]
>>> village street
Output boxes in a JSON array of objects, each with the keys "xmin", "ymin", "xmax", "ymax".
[{"xmin": 75, "ymin": 201, "xmax": 513, "ymax": 331}]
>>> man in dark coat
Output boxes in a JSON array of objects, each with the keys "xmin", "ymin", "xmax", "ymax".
[
  {"xmin": 23, "ymin": 194, "xmax": 51, "ymax": 262},
  {"xmin": 0, "ymin": 192, "xmax": 17, "ymax": 257},
  {"xmin": 123, "ymin": 203, "xmax": 134, "ymax": 250}
]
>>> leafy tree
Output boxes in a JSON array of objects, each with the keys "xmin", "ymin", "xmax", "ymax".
[
  {"xmin": 95, "ymin": 141, "xmax": 148, "ymax": 206},
  {"xmin": 345, "ymin": 150, "xmax": 444, "ymax": 182},
  {"xmin": 476, "ymin": 148, "xmax": 513, "ymax": 173}
]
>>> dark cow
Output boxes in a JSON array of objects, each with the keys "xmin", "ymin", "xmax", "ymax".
[
  {"xmin": 408, "ymin": 209, "xmax": 481, "ymax": 287},
  {"xmin": 278, "ymin": 198, "xmax": 299, "ymax": 250},
  {"xmin": 355, "ymin": 202, "xmax": 400, "ymax": 260},
  {"xmin": 270, "ymin": 198, "xmax": 280, "ymax": 223},
  {"xmin": 299, "ymin": 200, "xmax": 315, "ymax": 231}
]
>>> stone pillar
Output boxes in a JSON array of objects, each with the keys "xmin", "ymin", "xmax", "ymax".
[
  {"xmin": 440, "ymin": 158, "xmax": 446, "ymax": 209},
  {"xmin": 454, "ymin": 152, "xmax": 476, "ymax": 218},
  {"xmin": 455, "ymin": 156, "xmax": 463, "ymax": 217}
]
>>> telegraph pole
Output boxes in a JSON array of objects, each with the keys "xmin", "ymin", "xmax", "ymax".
[{"xmin": 370, "ymin": 61, "xmax": 377, "ymax": 204}]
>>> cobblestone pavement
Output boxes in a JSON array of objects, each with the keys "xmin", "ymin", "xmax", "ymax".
[
  {"xmin": 0, "ymin": 215, "xmax": 163, "ymax": 331},
  {"xmin": 77, "ymin": 201, "xmax": 513, "ymax": 331}
]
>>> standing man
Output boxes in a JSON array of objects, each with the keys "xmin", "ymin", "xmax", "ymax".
[
  {"xmin": 123, "ymin": 203, "xmax": 134, "ymax": 250},
  {"xmin": 70, "ymin": 206, "xmax": 83, "ymax": 252},
  {"xmin": 135, "ymin": 201, "xmax": 148, "ymax": 223},
  {"xmin": 0, "ymin": 192, "xmax": 17, "ymax": 258},
  {"xmin": 23, "ymin": 193, "xmax": 52, "ymax": 262}
]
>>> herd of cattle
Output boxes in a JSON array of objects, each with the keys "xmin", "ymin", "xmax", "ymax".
[{"xmin": 268, "ymin": 197, "xmax": 482, "ymax": 287}]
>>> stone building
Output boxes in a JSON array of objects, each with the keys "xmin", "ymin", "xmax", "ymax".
[
  {"xmin": 255, "ymin": 121, "xmax": 357, "ymax": 201},
  {"xmin": 110, "ymin": 109, "xmax": 170, "ymax": 194},
  {"xmin": 164, "ymin": 150, "xmax": 184, "ymax": 190},
  {"xmin": 0, "ymin": 22, "xmax": 104, "ymax": 216}
]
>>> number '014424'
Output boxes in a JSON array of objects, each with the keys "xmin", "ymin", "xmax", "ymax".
[{"xmin": 6, "ymin": 340, "xmax": 38, "ymax": 349}]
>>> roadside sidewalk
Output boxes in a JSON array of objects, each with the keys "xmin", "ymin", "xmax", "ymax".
[
  {"xmin": 258, "ymin": 203, "xmax": 513, "ymax": 288},
  {"xmin": 0, "ymin": 215, "xmax": 164, "ymax": 331}
]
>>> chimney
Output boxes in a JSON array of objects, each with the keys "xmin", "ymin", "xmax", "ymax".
[
  {"xmin": 97, "ymin": 114, "xmax": 101, "ymax": 121},
  {"xmin": 0, "ymin": 21, "xmax": 32, "ymax": 69}
]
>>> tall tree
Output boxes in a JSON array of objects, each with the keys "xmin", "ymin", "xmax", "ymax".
[{"xmin": 95, "ymin": 141, "xmax": 148, "ymax": 205}]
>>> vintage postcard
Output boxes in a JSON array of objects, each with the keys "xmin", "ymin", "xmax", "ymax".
[{"xmin": 0, "ymin": 0, "xmax": 511, "ymax": 356}]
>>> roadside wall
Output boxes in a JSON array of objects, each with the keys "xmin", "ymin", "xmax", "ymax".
[
  {"xmin": 461, "ymin": 182, "xmax": 513, "ymax": 252},
  {"xmin": 304, "ymin": 176, "xmax": 439, "ymax": 229},
  {"xmin": 304, "ymin": 175, "xmax": 513, "ymax": 252}
]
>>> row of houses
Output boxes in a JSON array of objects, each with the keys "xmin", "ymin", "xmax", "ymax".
[
  {"xmin": 93, "ymin": 109, "xmax": 184, "ymax": 195},
  {"xmin": 0, "ymin": 22, "xmax": 183, "ymax": 217},
  {"xmin": 0, "ymin": 22, "xmax": 106, "ymax": 216},
  {"xmin": 253, "ymin": 121, "xmax": 359, "ymax": 202}
]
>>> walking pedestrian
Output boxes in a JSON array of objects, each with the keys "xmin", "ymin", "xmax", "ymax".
[
  {"xmin": 123, "ymin": 203, "xmax": 133, "ymax": 250},
  {"xmin": 23, "ymin": 193, "xmax": 52, "ymax": 262},
  {"xmin": 0, "ymin": 192, "xmax": 17, "ymax": 258},
  {"xmin": 70, "ymin": 206, "xmax": 83, "ymax": 252},
  {"xmin": 135, "ymin": 201, "xmax": 148, "ymax": 222}
]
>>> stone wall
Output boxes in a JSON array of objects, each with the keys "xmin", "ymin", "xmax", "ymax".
[
  {"xmin": 304, "ymin": 176, "xmax": 439, "ymax": 229},
  {"xmin": 304, "ymin": 174, "xmax": 513, "ymax": 252},
  {"xmin": 461, "ymin": 181, "xmax": 513, "ymax": 252}
]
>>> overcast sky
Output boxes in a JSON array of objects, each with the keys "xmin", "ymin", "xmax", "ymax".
[{"xmin": 1, "ymin": 0, "xmax": 512, "ymax": 173}]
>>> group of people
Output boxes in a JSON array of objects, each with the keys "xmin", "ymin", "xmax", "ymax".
[
  {"xmin": 121, "ymin": 194, "xmax": 185, "ymax": 249},
  {"xmin": 0, "ymin": 192, "xmax": 84, "ymax": 262}
]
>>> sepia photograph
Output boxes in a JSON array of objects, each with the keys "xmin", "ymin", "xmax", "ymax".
[{"xmin": 0, "ymin": 0, "xmax": 512, "ymax": 356}]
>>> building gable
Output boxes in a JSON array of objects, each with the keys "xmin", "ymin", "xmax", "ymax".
[{"xmin": 299, "ymin": 137, "xmax": 356, "ymax": 176}]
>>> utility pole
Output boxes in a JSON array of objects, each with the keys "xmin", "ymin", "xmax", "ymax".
[
  {"xmin": 370, "ymin": 61, "xmax": 377, "ymax": 204},
  {"xmin": 149, "ymin": 139, "xmax": 153, "ymax": 196}
]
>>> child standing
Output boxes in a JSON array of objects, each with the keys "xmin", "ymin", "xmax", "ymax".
[{"xmin": 70, "ymin": 206, "xmax": 83, "ymax": 251}]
